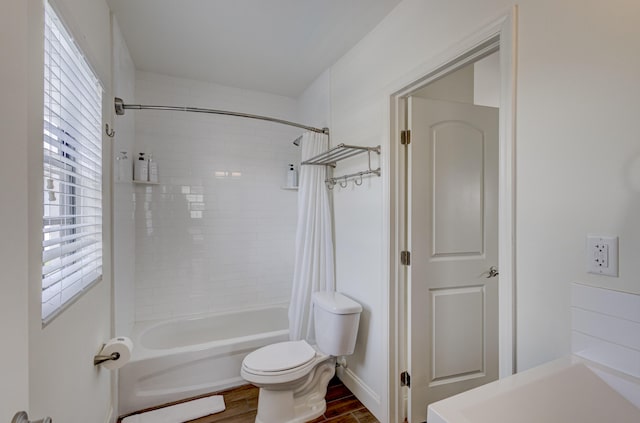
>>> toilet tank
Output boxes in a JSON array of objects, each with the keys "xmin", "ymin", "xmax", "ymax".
[{"xmin": 312, "ymin": 292, "xmax": 362, "ymax": 356}]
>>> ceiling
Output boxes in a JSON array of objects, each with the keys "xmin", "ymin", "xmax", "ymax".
[{"xmin": 107, "ymin": 0, "xmax": 401, "ymax": 98}]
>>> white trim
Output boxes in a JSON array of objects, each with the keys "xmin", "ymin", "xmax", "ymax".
[
  {"xmin": 380, "ymin": 60, "xmax": 395, "ymax": 423},
  {"xmin": 387, "ymin": 7, "xmax": 518, "ymax": 422},
  {"xmin": 104, "ymin": 405, "xmax": 114, "ymax": 423},
  {"xmin": 387, "ymin": 95, "xmax": 407, "ymax": 423},
  {"xmin": 497, "ymin": 7, "xmax": 518, "ymax": 378},
  {"xmin": 337, "ymin": 366, "xmax": 382, "ymax": 415}
]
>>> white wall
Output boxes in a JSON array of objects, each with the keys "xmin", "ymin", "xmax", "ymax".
[
  {"xmin": 24, "ymin": 0, "xmax": 115, "ymax": 422},
  {"xmin": 132, "ymin": 72, "xmax": 301, "ymax": 321},
  {"xmin": 515, "ymin": 0, "xmax": 640, "ymax": 369},
  {"xmin": 0, "ymin": 0, "xmax": 29, "ymax": 420},
  {"xmin": 1, "ymin": 1, "xmax": 116, "ymax": 419},
  {"xmin": 413, "ymin": 55, "xmax": 500, "ymax": 107},
  {"xmin": 474, "ymin": 52, "xmax": 500, "ymax": 107},
  {"xmin": 112, "ymin": 16, "xmax": 137, "ymax": 338},
  {"xmin": 414, "ymin": 64, "xmax": 475, "ymax": 103},
  {"xmin": 298, "ymin": 0, "xmax": 640, "ymax": 420},
  {"xmin": 4, "ymin": 1, "xmax": 639, "ymax": 422},
  {"xmin": 297, "ymin": 69, "xmax": 332, "ymax": 130}
]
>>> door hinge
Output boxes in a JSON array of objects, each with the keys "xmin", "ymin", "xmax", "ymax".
[
  {"xmin": 400, "ymin": 250, "xmax": 411, "ymax": 266},
  {"xmin": 400, "ymin": 370, "xmax": 411, "ymax": 387},
  {"xmin": 400, "ymin": 129, "xmax": 411, "ymax": 145}
]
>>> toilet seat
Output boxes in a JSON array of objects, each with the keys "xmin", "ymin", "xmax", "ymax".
[
  {"xmin": 241, "ymin": 341, "xmax": 331, "ymax": 386},
  {"xmin": 243, "ymin": 340, "xmax": 316, "ymax": 373}
]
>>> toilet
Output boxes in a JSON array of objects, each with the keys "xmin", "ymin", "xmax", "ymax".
[{"xmin": 241, "ymin": 291, "xmax": 362, "ymax": 423}]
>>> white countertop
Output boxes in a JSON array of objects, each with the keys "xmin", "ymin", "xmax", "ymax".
[{"xmin": 427, "ymin": 355, "xmax": 640, "ymax": 423}]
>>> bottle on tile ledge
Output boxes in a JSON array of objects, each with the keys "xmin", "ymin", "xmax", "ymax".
[
  {"xmin": 148, "ymin": 153, "xmax": 159, "ymax": 183},
  {"xmin": 286, "ymin": 163, "xmax": 297, "ymax": 188},
  {"xmin": 134, "ymin": 152, "xmax": 148, "ymax": 182},
  {"xmin": 115, "ymin": 151, "xmax": 129, "ymax": 182}
]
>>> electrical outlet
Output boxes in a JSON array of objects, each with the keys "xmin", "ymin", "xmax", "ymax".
[{"xmin": 586, "ymin": 235, "xmax": 619, "ymax": 277}]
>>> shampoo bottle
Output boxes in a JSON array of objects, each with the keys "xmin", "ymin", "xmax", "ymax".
[
  {"xmin": 134, "ymin": 152, "xmax": 148, "ymax": 182},
  {"xmin": 116, "ymin": 151, "xmax": 129, "ymax": 182},
  {"xmin": 148, "ymin": 154, "xmax": 159, "ymax": 183},
  {"xmin": 286, "ymin": 164, "xmax": 297, "ymax": 188}
]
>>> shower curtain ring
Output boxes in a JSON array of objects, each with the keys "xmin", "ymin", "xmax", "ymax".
[
  {"xmin": 354, "ymin": 173, "xmax": 363, "ymax": 186},
  {"xmin": 340, "ymin": 176, "xmax": 348, "ymax": 188},
  {"xmin": 326, "ymin": 179, "xmax": 335, "ymax": 190}
]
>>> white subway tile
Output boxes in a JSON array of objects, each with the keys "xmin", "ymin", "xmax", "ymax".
[
  {"xmin": 132, "ymin": 72, "xmax": 299, "ymax": 321},
  {"xmin": 572, "ymin": 283, "xmax": 640, "ymax": 323},
  {"xmin": 572, "ymin": 308, "xmax": 640, "ymax": 351},
  {"xmin": 571, "ymin": 283, "xmax": 640, "ymax": 379}
]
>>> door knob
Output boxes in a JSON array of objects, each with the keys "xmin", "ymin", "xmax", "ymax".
[
  {"xmin": 12, "ymin": 411, "xmax": 52, "ymax": 423},
  {"xmin": 486, "ymin": 266, "xmax": 499, "ymax": 278}
]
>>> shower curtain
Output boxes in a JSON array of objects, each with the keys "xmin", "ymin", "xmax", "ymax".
[{"xmin": 288, "ymin": 131, "xmax": 335, "ymax": 341}]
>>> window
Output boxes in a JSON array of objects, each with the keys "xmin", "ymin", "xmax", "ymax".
[{"xmin": 42, "ymin": 2, "xmax": 103, "ymax": 322}]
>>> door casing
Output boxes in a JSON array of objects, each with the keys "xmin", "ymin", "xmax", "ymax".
[{"xmin": 387, "ymin": 8, "xmax": 517, "ymax": 423}]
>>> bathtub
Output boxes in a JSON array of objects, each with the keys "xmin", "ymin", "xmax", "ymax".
[{"xmin": 118, "ymin": 305, "xmax": 289, "ymax": 415}]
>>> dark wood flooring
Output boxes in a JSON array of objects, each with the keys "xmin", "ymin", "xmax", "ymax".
[{"xmin": 118, "ymin": 377, "xmax": 379, "ymax": 423}]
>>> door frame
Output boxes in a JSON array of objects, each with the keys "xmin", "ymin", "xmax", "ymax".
[{"xmin": 387, "ymin": 7, "xmax": 517, "ymax": 422}]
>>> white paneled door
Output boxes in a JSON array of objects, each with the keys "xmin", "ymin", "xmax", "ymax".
[{"xmin": 407, "ymin": 97, "xmax": 499, "ymax": 422}]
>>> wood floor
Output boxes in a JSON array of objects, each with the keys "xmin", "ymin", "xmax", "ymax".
[{"xmin": 119, "ymin": 377, "xmax": 379, "ymax": 423}]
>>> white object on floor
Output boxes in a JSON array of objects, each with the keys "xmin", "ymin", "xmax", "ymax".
[{"xmin": 122, "ymin": 396, "xmax": 225, "ymax": 423}]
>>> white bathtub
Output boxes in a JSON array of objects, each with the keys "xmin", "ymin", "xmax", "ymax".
[{"xmin": 118, "ymin": 306, "xmax": 289, "ymax": 415}]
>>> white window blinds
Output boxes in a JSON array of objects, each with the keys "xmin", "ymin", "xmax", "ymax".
[{"xmin": 42, "ymin": 2, "xmax": 103, "ymax": 322}]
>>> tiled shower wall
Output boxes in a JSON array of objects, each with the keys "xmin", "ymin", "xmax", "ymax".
[{"xmin": 133, "ymin": 72, "xmax": 301, "ymax": 321}]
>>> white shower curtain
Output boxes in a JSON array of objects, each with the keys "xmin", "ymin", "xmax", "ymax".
[{"xmin": 288, "ymin": 131, "xmax": 335, "ymax": 341}]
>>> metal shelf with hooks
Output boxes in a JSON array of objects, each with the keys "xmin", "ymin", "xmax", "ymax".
[{"xmin": 301, "ymin": 143, "xmax": 381, "ymax": 189}]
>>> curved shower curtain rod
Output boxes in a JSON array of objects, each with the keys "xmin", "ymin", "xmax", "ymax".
[{"xmin": 114, "ymin": 97, "xmax": 329, "ymax": 144}]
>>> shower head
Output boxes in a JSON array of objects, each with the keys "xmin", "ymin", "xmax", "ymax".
[{"xmin": 292, "ymin": 127, "xmax": 328, "ymax": 146}]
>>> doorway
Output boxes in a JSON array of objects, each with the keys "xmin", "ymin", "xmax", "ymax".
[
  {"xmin": 389, "ymin": 15, "xmax": 517, "ymax": 422},
  {"xmin": 408, "ymin": 55, "xmax": 500, "ymax": 422}
]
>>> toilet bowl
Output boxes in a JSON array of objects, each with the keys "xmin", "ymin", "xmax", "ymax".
[{"xmin": 241, "ymin": 292, "xmax": 362, "ymax": 423}]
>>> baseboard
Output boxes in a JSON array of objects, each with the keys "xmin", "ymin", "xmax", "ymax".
[
  {"xmin": 104, "ymin": 405, "xmax": 114, "ymax": 423},
  {"xmin": 337, "ymin": 366, "xmax": 382, "ymax": 419}
]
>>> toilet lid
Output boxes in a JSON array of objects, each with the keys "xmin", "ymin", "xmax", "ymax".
[{"xmin": 243, "ymin": 340, "xmax": 316, "ymax": 372}]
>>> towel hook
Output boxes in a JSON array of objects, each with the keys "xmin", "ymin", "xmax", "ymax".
[
  {"xmin": 105, "ymin": 123, "xmax": 115, "ymax": 138},
  {"xmin": 340, "ymin": 176, "xmax": 348, "ymax": 188}
]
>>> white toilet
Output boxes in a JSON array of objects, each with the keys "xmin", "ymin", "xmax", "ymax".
[{"xmin": 241, "ymin": 291, "xmax": 362, "ymax": 423}]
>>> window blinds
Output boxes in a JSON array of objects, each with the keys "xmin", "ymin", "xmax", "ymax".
[{"xmin": 42, "ymin": 2, "xmax": 103, "ymax": 322}]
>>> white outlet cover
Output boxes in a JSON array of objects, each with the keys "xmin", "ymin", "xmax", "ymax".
[{"xmin": 586, "ymin": 235, "xmax": 619, "ymax": 277}]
